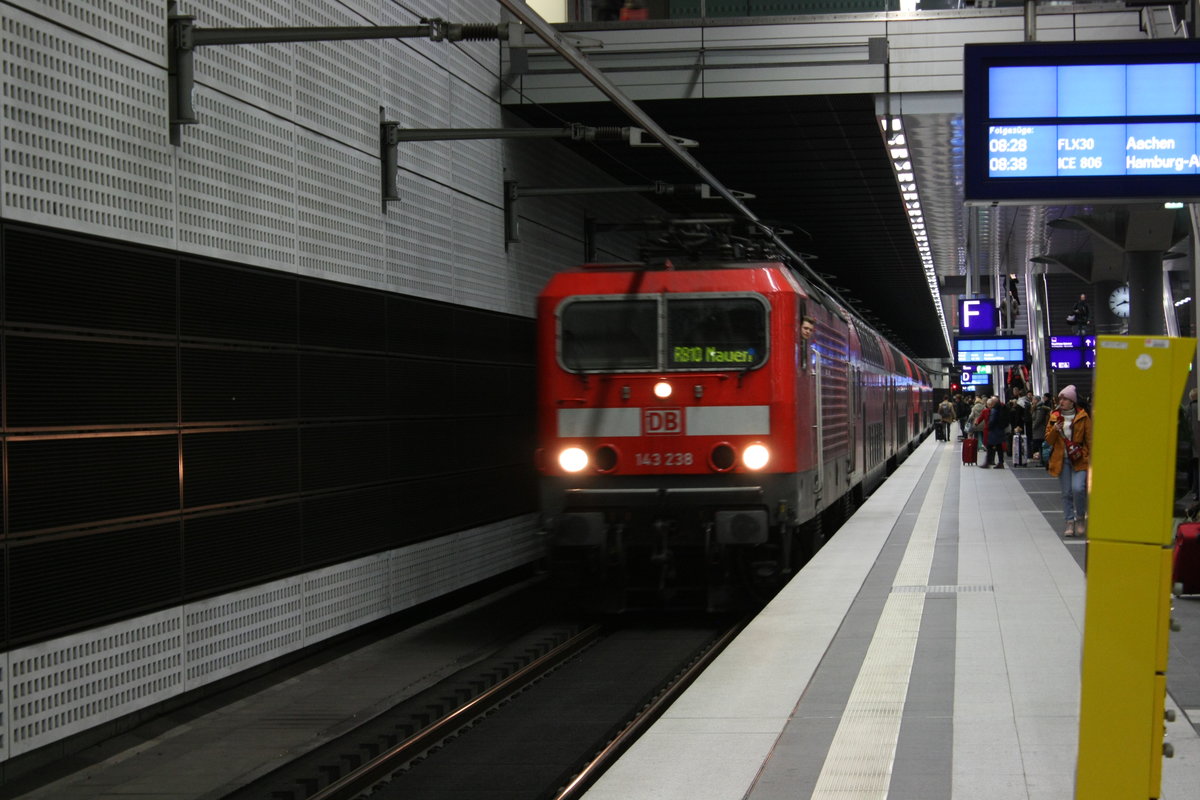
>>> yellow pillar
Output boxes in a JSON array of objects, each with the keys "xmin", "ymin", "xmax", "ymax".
[{"xmin": 1076, "ymin": 335, "xmax": 1194, "ymax": 799}]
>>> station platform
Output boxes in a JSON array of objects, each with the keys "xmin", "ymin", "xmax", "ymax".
[{"xmin": 583, "ymin": 436, "xmax": 1200, "ymax": 800}]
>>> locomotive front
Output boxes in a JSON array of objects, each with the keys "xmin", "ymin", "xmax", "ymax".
[{"xmin": 536, "ymin": 262, "xmax": 810, "ymax": 610}]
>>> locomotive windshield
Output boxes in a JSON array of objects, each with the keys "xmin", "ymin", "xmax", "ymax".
[
  {"xmin": 667, "ymin": 298, "xmax": 766, "ymax": 369},
  {"xmin": 560, "ymin": 299, "xmax": 658, "ymax": 371},
  {"xmin": 559, "ymin": 295, "xmax": 767, "ymax": 372}
]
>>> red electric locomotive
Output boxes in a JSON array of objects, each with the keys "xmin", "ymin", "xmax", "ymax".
[{"xmin": 536, "ymin": 234, "xmax": 931, "ymax": 611}]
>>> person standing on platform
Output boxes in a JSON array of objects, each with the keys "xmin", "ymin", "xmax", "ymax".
[
  {"xmin": 1006, "ymin": 397, "xmax": 1024, "ymax": 462},
  {"xmin": 969, "ymin": 395, "xmax": 986, "ymax": 435},
  {"xmin": 1030, "ymin": 393, "xmax": 1050, "ymax": 463},
  {"xmin": 955, "ymin": 393, "xmax": 971, "ymax": 439},
  {"xmin": 1012, "ymin": 390, "xmax": 1031, "ymax": 440},
  {"xmin": 1045, "ymin": 385, "xmax": 1092, "ymax": 537},
  {"xmin": 984, "ymin": 396, "xmax": 1009, "ymax": 468},
  {"xmin": 938, "ymin": 396, "xmax": 955, "ymax": 441},
  {"xmin": 1069, "ymin": 293, "xmax": 1090, "ymax": 336}
]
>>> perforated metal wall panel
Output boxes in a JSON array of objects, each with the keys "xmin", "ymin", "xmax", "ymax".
[
  {"xmin": 385, "ymin": 172, "xmax": 459, "ymax": 300},
  {"xmin": 176, "ymin": 92, "xmax": 298, "ymax": 267},
  {"xmin": 296, "ymin": 133, "xmax": 387, "ymax": 284},
  {"xmin": 1, "ymin": 5, "xmax": 174, "ymax": 246},
  {"xmin": 291, "ymin": 1, "xmax": 381, "ymax": 152},
  {"xmin": 186, "ymin": 1, "xmax": 294, "ymax": 120},
  {"xmin": 8, "ymin": 608, "xmax": 184, "ymax": 758}
]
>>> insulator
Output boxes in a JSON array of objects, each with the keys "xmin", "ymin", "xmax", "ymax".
[
  {"xmin": 452, "ymin": 23, "xmax": 502, "ymax": 41},
  {"xmin": 592, "ymin": 127, "xmax": 626, "ymax": 141}
]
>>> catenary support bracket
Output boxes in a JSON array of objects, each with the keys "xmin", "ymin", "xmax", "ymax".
[
  {"xmin": 379, "ymin": 121, "xmax": 698, "ymax": 206},
  {"xmin": 167, "ymin": 0, "xmax": 509, "ymax": 145}
]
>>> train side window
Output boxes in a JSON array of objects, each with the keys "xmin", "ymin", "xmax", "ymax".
[
  {"xmin": 560, "ymin": 299, "xmax": 657, "ymax": 371},
  {"xmin": 666, "ymin": 297, "xmax": 767, "ymax": 370}
]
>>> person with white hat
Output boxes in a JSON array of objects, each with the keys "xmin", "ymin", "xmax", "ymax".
[{"xmin": 1044, "ymin": 384, "xmax": 1092, "ymax": 537}]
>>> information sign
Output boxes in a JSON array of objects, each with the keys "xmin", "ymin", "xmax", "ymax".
[
  {"xmin": 1048, "ymin": 335, "xmax": 1096, "ymax": 370},
  {"xmin": 959, "ymin": 363, "xmax": 992, "ymax": 388},
  {"xmin": 956, "ymin": 336, "xmax": 1026, "ymax": 365},
  {"xmin": 965, "ymin": 40, "xmax": 1200, "ymax": 203},
  {"xmin": 959, "ymin": 297, "xmax": 997, "ymax": 335}
]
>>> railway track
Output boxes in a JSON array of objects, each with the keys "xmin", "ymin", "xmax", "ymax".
[{"xmin": 221, "ymin": 615, "xmax": 745, "ymax": 800}]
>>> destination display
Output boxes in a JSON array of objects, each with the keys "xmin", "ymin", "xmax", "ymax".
[
  {"xmin": 955, "ymin": 335, "xmax": 1026, "ymax": 365},
  {"xmin": 964, "ymin": 41, "xmax": 1200, "ymax": 202}
]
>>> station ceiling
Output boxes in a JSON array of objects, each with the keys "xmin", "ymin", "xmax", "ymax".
[{"xmin": 509, "ymin": 93, "xmax": 950, "ymax": 360}]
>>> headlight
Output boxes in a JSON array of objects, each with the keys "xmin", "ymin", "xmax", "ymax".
[
  {"xmin": 653, "ymin": 381, "xmax": 672, "ymax": 398},
  {"xmin": 742, "ymin": 443, "xmax": 770, "ymax": 470},
  {"xmin": 559, "ymin": 447, "xmax": 589, "ymax": 472}
]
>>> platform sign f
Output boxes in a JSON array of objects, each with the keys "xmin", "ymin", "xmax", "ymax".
[{"xmin": 959, "ymin": 298, "xmax": 996, "ymax": 334}]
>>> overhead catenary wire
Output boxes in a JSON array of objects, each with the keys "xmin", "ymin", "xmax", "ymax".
[{"xmin": 489, "ymin": 1, "xmax": 885, "ymax": 323}]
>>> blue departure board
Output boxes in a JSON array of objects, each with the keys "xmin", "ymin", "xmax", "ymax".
[
  {"xmin": 956, "ymin": 336, "xmax": 1026, "ymax": 364},
  {"xmin": 965, "ymin": 41, "xmax": 1200, "ymax": 203}
]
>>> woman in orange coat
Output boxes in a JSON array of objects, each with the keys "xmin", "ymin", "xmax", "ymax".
[{"xmin": 1044, "ymin": 385, "xmax": 1092, "ymax": 537}]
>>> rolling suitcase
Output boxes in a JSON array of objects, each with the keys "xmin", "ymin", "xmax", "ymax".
[
  {"xmin": 936, "ymin": 424, "xmax": 946, "ymax": 441},
  {"xmin": 962, "ymin": 436, "xmax": 978, "ymax": 466},
  {"xmin": 1174, "ymin": 522, "xmax": 1200, "ymax": 595},
  {"xmin": 1011, "ymin": 433, "xmax": 1028, "ymax": 467}
]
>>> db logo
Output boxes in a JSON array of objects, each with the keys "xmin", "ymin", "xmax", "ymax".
[{"xmin": 644, "ymin": 408, "xmax": 683, "ymax": 435}]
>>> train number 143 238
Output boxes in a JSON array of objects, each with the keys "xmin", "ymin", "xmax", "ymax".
[{"xmin": 635, "ymin": 452, "xmax": 694, "ymax": 466}]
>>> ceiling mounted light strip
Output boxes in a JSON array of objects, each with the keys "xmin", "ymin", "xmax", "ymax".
[{"xmin": 881, "ymin": 116, "xmax": 952, "ymax": 357}]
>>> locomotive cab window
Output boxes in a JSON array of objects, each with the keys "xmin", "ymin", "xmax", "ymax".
[
  {"xmin": 558, "ymin": 294, "xmax": 768, "ymax": 373},
  {"xmin": 560, "ymin": 299, "xmax": 657, "ymax": 371},
  {"xmin": 667, "ymin": 297, "xmax": 767, "ymax": 370}
]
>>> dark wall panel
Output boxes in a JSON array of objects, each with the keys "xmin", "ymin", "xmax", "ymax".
[
  {"xmin": 182, "ymin": 347, "xmax": 299, "ymax": 422},
  {"xmin": 2, "ymin": 224, "xmax": 537, "ymax": 649},
  {"xmin": 181, "ymin": 260, "xmax": 297, "ymax": 344},
  {"xmin": 7, "ymin": 436, "xmax": 179, "ymax": 534},
  {"xmin": 389, "ymin": 419, "xmax": 454, "ymax": 479},
  {"xmin": 387, "ymin": 296, "xmax": 456, "ymax": 359},
  {"xmin": 300, "ymin": 353, "xmax": 389, "ymax": 419},
  {"xmin": 183, "ymin": 428, "xmax": 299, "ymax": 508},
  {"xmin": 7, "ymin": 523, "xmax": 182, "ymax": 643},
  {"xmin": 183, "ymin": 504, "xmax": 303, "ymax": 597},
  {"xmin": 301, "ymin": 423, "xmax": 389, "ymax": 492},
  {"xmin": 302, "ymin": 487, "xmax": 393, "ymax": 564},
  {"xmin": 300, "ymin": 280, "xmax": 387, "ymax": 351},
  {"xmin": 7, "ymin": 336, "xmax": 177, "ymax": 428},
  {"xmin": 388, "ymin": 358, "xmax": 456, "ymax": 416},
  {"xmin": 4, "ymin": 229, "xmax": 176, "ymax": 335}
]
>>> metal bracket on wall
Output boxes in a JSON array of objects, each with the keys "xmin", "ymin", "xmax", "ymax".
[
  {"xmin": 379, "ymin": 121, "xmax": 698, "ymax": 208},
  {"xmin": 166, "ymin": 0, "xmax": 509, "ymax": 146},
  {"xmin": 503, "ymin": 181, "xmax": 753, "ymax": 245}
]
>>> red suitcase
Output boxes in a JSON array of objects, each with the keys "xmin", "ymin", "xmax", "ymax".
[
  {"xmin": 1174, "ymin": 523, "xmax": 1200, "ymax": 595},
  {"xmin": 962, "ymin": 436, "xmax": 978, "ymax": 466}
]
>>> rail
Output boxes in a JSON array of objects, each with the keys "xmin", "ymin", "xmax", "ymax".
[{"xmin": 305, "ymin": 625, "xmax": 604, "ymax": 800}]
